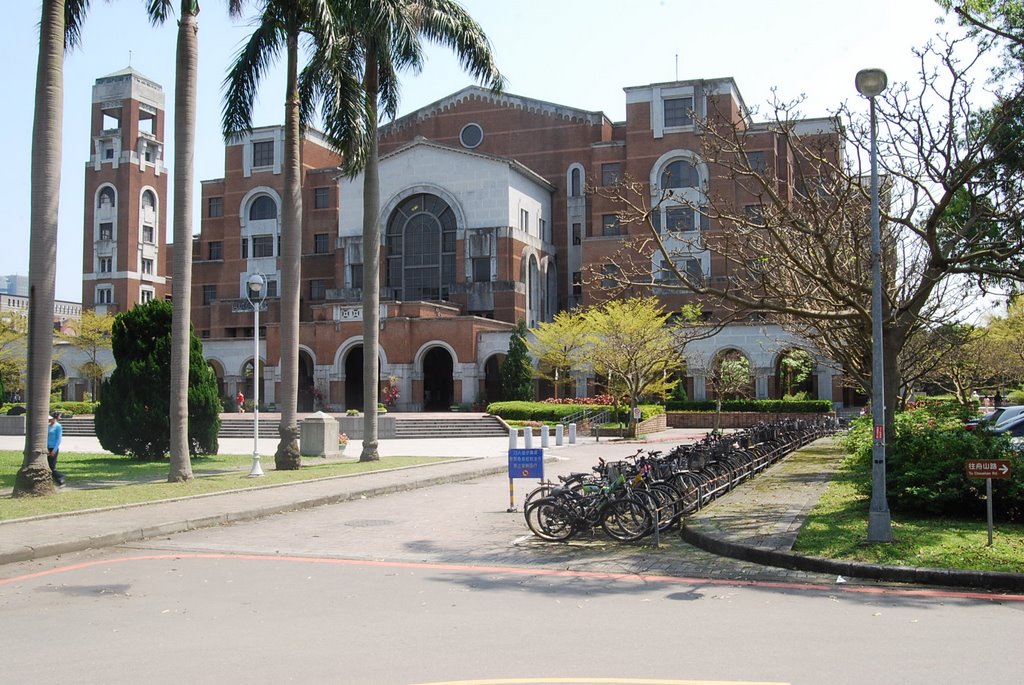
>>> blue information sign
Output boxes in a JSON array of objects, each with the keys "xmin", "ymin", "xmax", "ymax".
[{"xmin": 508, "ymin": 448, "xmax": 544, "ymax": 479}]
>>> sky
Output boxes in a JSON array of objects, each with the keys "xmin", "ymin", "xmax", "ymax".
[{"xmin": 5, "ymin": 0, "xmax": 953, "ymax": 302}]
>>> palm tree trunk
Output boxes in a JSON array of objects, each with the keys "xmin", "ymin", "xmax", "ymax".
[
  {"xmin": 360, "ymin": 58, "xmax": 381, "ymax": 462},
  {"xmin": 275, "ymin": 31, "xmax": 302, "ymax": 469},
  {"xmin": 168, "ymin": 1, "xmax": 199, "ymax": 482},
  {"xmin": 14, "ymin": 0, "xmax": 63, "ymax": 497}
]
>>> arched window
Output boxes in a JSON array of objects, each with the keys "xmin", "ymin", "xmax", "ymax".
[
  {"xmin": 98, "ymin": 187, "xmax": 116, "ymax": 208},
  {"xmin": 570, "ymin": 168, "xmax": 581, "ymax": 197},
  {"xmin": 249, "ymin": 195, "xmax": 277, "ymax": 221},
  {"xmin": 142, "ymin": 190, "xmax": 155, "ymax": 210},
  {"xmin": 661, "ymin": 159, "xmax": 698, "ymax": 189},
  {"xmin": 386, "ymin": 193, "xmax": 457, "ymax": 301}
]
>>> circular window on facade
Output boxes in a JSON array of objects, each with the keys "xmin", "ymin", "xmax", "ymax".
[{"xmin": 459, "ymin": 122, "xmax": 484, "ymax": 149}]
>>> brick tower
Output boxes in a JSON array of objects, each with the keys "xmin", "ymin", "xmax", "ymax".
[{"xmin": 82, "ymin": 68, "xmax": 168, "ymax": 312}]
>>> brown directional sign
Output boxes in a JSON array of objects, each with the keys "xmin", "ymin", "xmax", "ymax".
[{"xmin": 965, "ymin": 460, "xmax": 1012, "ymax": 479}]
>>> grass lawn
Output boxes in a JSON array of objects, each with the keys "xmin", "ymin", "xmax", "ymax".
[
  {"xmin": 0, "ymin": 450, "xmax": 451, "ymax": 522},
  {"xmin": 794, "ymin": 447, "xmax": 1024, "ymax": 574}
]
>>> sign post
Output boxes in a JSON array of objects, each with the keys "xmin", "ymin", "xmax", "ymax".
[
  {"xmin": 965, "ymin": 459, "xmax": 1012, "ymax": 546},
  {"xmin": 507, "ymin": 448, "xmax": 544, "ymax": 513}
]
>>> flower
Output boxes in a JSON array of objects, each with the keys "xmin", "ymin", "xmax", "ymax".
[
  {"xmin": 382, "ymin": 376, "xmax": 400, "ymax": 408},
  {"xmin": 338, "ymin": 432, "xmax": 349, "ymax": 449}
]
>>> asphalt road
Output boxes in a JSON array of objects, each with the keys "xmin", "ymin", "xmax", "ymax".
[{"xmin": 3, "ymin": 461, "xmax": 1024, "ymax": 685}]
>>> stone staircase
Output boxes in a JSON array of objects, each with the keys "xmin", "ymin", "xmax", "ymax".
[{"xmin": 392, "ymin": 415, "xmax": 508, "ymax": 439}]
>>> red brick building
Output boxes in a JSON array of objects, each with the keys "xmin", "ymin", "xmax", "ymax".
[{"xmin": 91, "ymin": 73, "xmax": 849, "ymax": 411}]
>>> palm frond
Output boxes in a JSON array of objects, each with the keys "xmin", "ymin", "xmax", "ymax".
[
  {"xmin": 64, "ymin": 0, "xmax": 93, "ymax": 51},
  {"xmin": 221, "ymin": 10, "xmax": 285, "ymax": 137}
]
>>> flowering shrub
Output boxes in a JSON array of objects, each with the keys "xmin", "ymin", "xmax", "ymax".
[
  {"xmin": 382, "ymin": 376, "xmax": 400, "ymax": 408},
  {"xmin": 542, "ymin": 395, "xmax": 616, "ymax": 406},
  {"xmin": 338, "ymin": 432, "xmax": 349, "ymax": 449}
]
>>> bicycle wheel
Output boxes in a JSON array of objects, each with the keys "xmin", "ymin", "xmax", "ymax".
[
  {"xmin": 525, "ymin": 499, "xmax": 576, "ymax": 541},
  {"xmin": 523, "ymin": 483, "xmax": 556, "ymax": 508},
  {"xmin": 650, "ymin": 482, "xmax": 683, "ymax": 529},
  {"xmin": 601, "ymin": 496, "xmax": 654, "ymax": 542},
  {"xmin": 671, "ymin": 473, "xmax": 701, "ymax": 514}
]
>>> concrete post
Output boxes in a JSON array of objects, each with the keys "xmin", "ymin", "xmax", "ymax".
[
  {"xmin": 555, "ymin": 423, "xmax": 564, "ymax": 446},
  {"xmin": 568, "ymin": 423, "xmax": 576, "ymax": 444},
  {"xmin": 540, "ymin": 425, "xmax": 550, "ymax": 448},
  {"xmin": 509, "ymin": 428, "xmax": 518, "ymax": 450},
  {"xmin": 524, "ymin": 427, "xmax": 533, "ymax": 449}
]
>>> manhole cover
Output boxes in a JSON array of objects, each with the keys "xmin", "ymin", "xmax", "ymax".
[{"xmin": 344, "ymin": 519, "xmax": 395, "ymax": 527}]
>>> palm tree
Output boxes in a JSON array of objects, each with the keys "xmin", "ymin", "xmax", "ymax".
[
  {"xmin": 326, "ymin": 0, "xmax": 504, "ymax": 462},
  {"xmin": 150, "ymin": 1, "xmax": 245, "ymax": 482},
  {"xmin": 224, "ymin": 0, "xmax": 360, "ymax": 469},
  {"xmin": 13, "ymin": 0, "xmax": 78, "ymax": 497}
]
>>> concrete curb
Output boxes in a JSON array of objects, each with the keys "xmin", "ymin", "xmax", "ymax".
[{"xmin": 681, "ymin": 521, "xmax": 1024, "ymax": 592}]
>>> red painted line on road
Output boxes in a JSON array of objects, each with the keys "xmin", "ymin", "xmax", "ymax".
[{"xmin": 2, "ymin": 552, "xmax": 1022, "ymax": 602}]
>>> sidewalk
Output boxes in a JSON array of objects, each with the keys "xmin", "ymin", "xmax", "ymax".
[{"xmin": 2, "ymin": 431, "xmax": 1023, "ymax": 591}]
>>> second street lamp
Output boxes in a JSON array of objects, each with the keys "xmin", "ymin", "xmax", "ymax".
[
  {"xmin": 856, "ymin": 67, "xmax": 893, "ymax": 543},
  {"xmin": 246, "ymin": 273, "xmax": 267, "ymax": 478}
]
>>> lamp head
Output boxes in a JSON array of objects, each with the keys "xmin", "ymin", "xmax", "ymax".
[
  {"xmin": 247, "ymin": 273, "xmax": 265, "ymax": 294},
  {"xmin": 856, "ymin": 69, "xmax": 888, "ymax": 98}
]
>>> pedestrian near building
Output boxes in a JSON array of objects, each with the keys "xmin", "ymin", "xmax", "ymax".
[
  {"xmin": 236, "ymin": 390, "xmax": 245, "ymax": 413},
  {"xmin": 47, "ymin": 412, "xmax": 65, "ymax": 486}
]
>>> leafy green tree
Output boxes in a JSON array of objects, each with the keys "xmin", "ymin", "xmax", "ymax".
[
  {"xmin": 709, "ymin": 352, "xmax": 751, "ymax": 434},
  {"xmin": 0, "ymin": 311, "xmax": 28, "ymax": 402},
  {"xmin": 95, "ymin": 301, "xmax": 220, "ymax": 460},
  {"xmin": 779, "ymin": 349, "xmax": 813, "ymax": 397},
  {"xmin": 324, "ymin": 0, "xmax": 504, "ymax": 462},
  {"xmin": 501, "ymin": 320, "xmax": 533, "ymax": 401},
  {"xmin": 526, "ymin": 310, "xmax": 588, "ymax": 399},
  {"xmin": 57, "ymin": 309, "xmax": 114, "ymax": 402},
  {"xmin": 579, "ymin": 298, "xmax": 687, "ymax": 437}
]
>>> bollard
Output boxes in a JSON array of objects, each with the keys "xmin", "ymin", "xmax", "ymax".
[
  {"xmin": 541, "ymin": 424, "xmax": 550, "ymax": 448},
  {"xmin": 555, "ymin": 423, "xmax": 564, "ymax": 446},
  {"xmin": 509, "ymin": 428, "xmax": 518, "ymax": 450},
  {"xmin": 524, "ymin": 427, "xmax": 533, "ymax": 449},
  {"xmin": 568, "ymin": 422, "xmax": 576, "ymax": 444}
]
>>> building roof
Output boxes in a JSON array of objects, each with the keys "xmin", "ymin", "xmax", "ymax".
[
  {"xmin": 381, "ymin": 136, "xmax": 555, "ymax": 191},
  {"xmin": 380, "ymin": 85, "xmax": 613, "ymax": 137}
]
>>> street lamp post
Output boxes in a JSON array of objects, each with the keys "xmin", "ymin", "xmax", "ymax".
[
  {"xmin": 856, "ymin": 68, "xmax": 893, "ymax": 543},
  {"xmin": 246, "ymin": 273, "xmax": 266, "ymax": 478}
]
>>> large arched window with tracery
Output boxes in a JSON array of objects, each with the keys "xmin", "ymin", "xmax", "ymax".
[{"xmin": 386, "ymin": 193, "xmax": 457, "ymax": 301}]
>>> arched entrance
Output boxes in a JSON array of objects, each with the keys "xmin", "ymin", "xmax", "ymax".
[
  {"xmin": 207, "ymin": 360, "xmax": 225, "ymax": 403},
  {"xmin": 298, "ymin": 350, "xmax": 315, "ymax": 412},
  {"xmin": 423, "ymin": 347, "xmax": 454, "ymax": 410},
  {"xmin": 483, "ymin": 354, "xmax": 504, "ymax": 405},
  {"xmin": 774, "ymin": 348, "xmax": 815, "ymax": 400},
  {"xmin": 52, "ymin": 363, "xmax": 67, "ymax": 401},
  {"xmin": 709, "ymin": 349, "xmax": 752, "ymax": 401},
  {"xmin": 242, "ymin": 358, "xmax": 264, "ymax": 408},
  {"xmin": 345, "ymin": 346, "xmax": 364, "ymax": 410}
]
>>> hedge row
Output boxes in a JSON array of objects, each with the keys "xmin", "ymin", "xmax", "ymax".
[
  {"xmin": 487, "ymin": 401, "xmax": 664, "ymax": 423},
  {"xmin": 665, "ymin": 399, "xmax": 833, "ymax": 413},
  {"xmin": 2, "ymin": 402, "xmax": 99, "ymax": 417}
]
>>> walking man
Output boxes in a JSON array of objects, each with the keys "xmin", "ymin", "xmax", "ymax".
[{"xmin": 47, "ymin": 412, "xmax": 65, "ymax": 486}]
